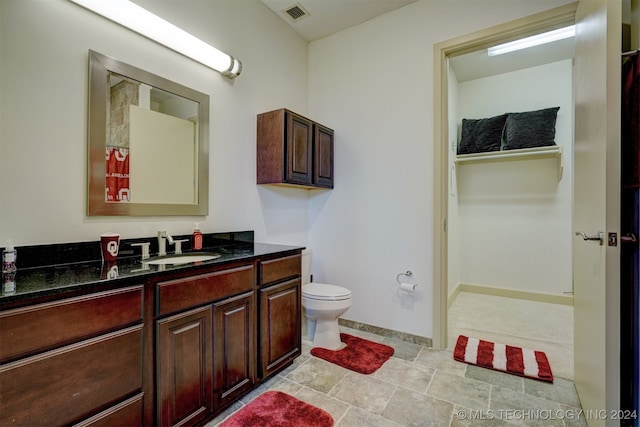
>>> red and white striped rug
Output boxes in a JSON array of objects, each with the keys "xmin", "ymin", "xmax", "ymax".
[{"xmin": 453, "ymin": 335, "xmax": 553, "ymax": 383}]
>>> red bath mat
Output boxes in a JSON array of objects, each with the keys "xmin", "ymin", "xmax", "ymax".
[
  {"xmin": 220, "ymin": 391, "xmax": 333, "ymax": 427},
  {"xmin": 453, "ymin": 335, "xmax": 553, "ymax": 382},
  {"xmin": 310, "ymin": 333, "xmax": 395, "ymax": 374}
]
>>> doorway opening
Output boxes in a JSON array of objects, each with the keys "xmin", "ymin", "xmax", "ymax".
[{"xmin": 431, "ymin": 3, "xmax": 578, "ymax": 374}]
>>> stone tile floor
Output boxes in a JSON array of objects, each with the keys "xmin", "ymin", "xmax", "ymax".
[{"xmin": 209, "ymin": 327, "xmax": 586, "ymax": 427}]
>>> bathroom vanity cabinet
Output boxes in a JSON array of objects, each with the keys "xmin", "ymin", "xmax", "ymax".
[
  {"xmin": 156, "ymin": 306, "xmax": 213, "ymax": 426},
  {"xmin": 212, "ymin": 291, "xmax": 255, "ymax": 408},
  {"xmin": 0, "ymin": 285, "xmax": 145, "ymax": 426},
  {"xmin": 153, "ymin": 253, "xmax": 302, "ymax": 426},
  {"xmin": 153, "ymin": 262, "xmax": 256, "ymax": 427},
  {"xmin": 258, "ymin": 254, "xmax": 302, "ymax": 379},
  {"xmin": 257, "ymin": 108, "xmax": 334, "ymax": 189},
  {"xmin": 0, "ymin": 248, "xmax": 301, "ymax": 427}
]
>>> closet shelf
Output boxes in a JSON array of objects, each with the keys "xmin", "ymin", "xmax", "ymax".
[{"xmin": 454, "ymin": 145, "xmax": 563, "ymax": 180}]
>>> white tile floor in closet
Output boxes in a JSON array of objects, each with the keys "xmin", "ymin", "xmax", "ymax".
[{"xmin": 448, "ymin": 291, "xmax": 574, "ymax": 380}]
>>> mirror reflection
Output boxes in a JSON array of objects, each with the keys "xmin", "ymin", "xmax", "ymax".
[
  {"xmin": 106, "ymin": 73, "xmax": 198, "ymax": 205},
  {"xmin": 88, "ymin": 50, "xmax": 209, "ymax": 216}
]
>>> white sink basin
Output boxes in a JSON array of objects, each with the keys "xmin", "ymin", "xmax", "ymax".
[{"xmin": 145, "ymin": 253, "xmax": 221, "ymax": 265}]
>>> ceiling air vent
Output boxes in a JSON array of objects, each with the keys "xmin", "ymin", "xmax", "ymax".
[{"xmin": 283, "ymin": 2, "xmax": 310, "ymax": 21}]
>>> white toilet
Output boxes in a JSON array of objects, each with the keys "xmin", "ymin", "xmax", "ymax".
[{"xmin": 301, "ymin": 250, "xmax": 352, "ymax": 350}]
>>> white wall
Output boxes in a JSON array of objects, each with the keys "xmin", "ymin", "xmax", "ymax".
[
  {"xmin": 0, "ymin": 0, "xmax": 310, "ymax": 246},
  {"xmin": 307, "ymin": 0, "xmax": 573, "ymax": 338},
  {"xmin": 453, "ymin": 60, "xmax": 574, "ymax": 294}
]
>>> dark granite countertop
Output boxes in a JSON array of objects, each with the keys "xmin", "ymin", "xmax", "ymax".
[{"xmin": 0, "ymin": 231, "xmax": 303, "ymax": 307}]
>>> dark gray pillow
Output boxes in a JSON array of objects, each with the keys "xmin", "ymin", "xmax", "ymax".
[
  {"xmin": 502, "ymin": 107, "xmax": 560, "ymax": 150},
  {"xmin": 458, "ymin": 114, "xmax": 507, "ymax": 154}
]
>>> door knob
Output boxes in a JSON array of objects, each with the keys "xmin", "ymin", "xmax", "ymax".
[
  {"xmin": 621, "ymin": 233, "xmax": 638, "ymax": 245},
  {"xmin": 575, "ymin": 231, "xmax": 604, "ymax": 245}
]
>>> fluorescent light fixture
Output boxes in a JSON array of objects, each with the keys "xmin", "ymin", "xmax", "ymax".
[
  {"xmin": 488, "ymin": 25, "xmax": 575, "ymax": 57},
  {"xmin": 69, "ymin": 0, "xmax": 242, "ymax": 78}
]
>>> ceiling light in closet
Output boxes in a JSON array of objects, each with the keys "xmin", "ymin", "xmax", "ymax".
[
  {"xmin": 487, "ymin": 25, "xmax": 575, "ymax": 57},
  {"xmin": 68, "ymin": 0, "xmax": 242, "ymax": 79}
]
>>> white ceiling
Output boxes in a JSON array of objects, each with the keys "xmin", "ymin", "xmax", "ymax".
[
  {"xmin": 260, "ymin": 0, "xmax": 575, "ymax": 81},
  {"xmin": 449, "ymin": 37, "xmax": 575, "ymax": 83},
  {"xmin": 260, "ymin": 0, "xmax": 418, "ymax": 41}
]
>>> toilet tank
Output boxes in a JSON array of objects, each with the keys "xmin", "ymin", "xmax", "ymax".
[{"xmin": 301, "ymin": 249, "xmax": 312, "ymax": 285}]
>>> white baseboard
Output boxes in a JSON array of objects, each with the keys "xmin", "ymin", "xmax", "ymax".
[{"xmin": 448, "ymin": 282, "xmax": 573, "ymax": 307}]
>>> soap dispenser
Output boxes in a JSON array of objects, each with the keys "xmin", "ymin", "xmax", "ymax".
[
  {"xmin": 2, "ymin": 240, "xmax": 17, "ymax": 294},
  {"xmin": 2, "ymin": 239, "xmax": 17, "ymax": 274},
  {"xmin": 192, "ymin": 223, "xmax": 203, "ymax": 250}
]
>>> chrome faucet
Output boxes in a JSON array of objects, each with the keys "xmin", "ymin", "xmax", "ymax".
[
  {"xmin": 157, "ymin": 231, "xmax": 188, "ymax": 256},
  {"xmin": 157, "ymin": 231, "xmax": 175, "ymax": 256}
]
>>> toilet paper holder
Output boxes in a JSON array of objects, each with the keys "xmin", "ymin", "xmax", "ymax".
[
  {"xmin": 396, "ymin": 270, "xmax": 417, "ymax": 292},
  {"xmin": 396, "ymin": 270, "xmax": 413, "ymax": 284}
]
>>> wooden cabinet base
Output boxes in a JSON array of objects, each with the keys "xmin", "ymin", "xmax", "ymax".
[
  {"xmin": 73, "ymin": 393, "xmax": 144, "ymax": 427},
  {"xmin": 259, "ymin": 278, "xmax": 302, "ymax": 379},
  {"xmin": 156, "ymin": 306, "xmax": 213, "ymax": 427},
  {"xmin": 213, "ymin": 292, "xmax": 256, "ymax": 408},
  {"xmin": 0, "ymin": 251, "xmax": 301, "ymax": 427},
  {"xmin": 0, "ymin": 325, "xmax": 143, "ymax": 426}
]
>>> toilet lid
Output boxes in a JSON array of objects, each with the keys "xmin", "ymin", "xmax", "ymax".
[{"xmin": 302, "ymin": 283, "xmax": 351, "ymax": 301}]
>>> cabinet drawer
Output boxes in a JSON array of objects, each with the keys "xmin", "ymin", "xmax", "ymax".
[
  {"xmin": 0, "ymin": 325, "xmax": 143, "ymax": 427},
  {"xmin": 73, "ymin": 393, "xmax": 144, "ymax": 427},
  {"xmin": 0, "ymin": 285, "xmax": 143, "ymax": 363},
  {"xmin": 259, "ymin": 255, "xmax": 301, "ymax": 286},
  {"xmin": 157, "ymin": 264, "xmax": 254, "ymax": 316}
]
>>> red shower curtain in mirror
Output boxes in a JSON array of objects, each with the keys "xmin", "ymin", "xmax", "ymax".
[{"xmin": 105, "ymin": 146, "xmax": 130, "ymax": 202}]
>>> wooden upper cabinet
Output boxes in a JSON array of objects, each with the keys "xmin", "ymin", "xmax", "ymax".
[
  {"xmin": 257, "ymin": 109, "xmax": 334, "ymax": 189},
  {"xmin": 314, "ymin": 124, "xmax": 334, "ymax": 188},
  {"xmin": 287, "ymin": 112, "xmax": 313, "ymax": 185}
]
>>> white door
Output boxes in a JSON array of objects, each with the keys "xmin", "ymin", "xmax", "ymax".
[{"xmin": 573, "ymin": 0, "xmax": 621, "ymax": 424}]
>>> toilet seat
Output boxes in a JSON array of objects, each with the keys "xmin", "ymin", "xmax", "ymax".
[{"xmin": 302, "ymin": 283, "xmax": 351, "ymax": 301}]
